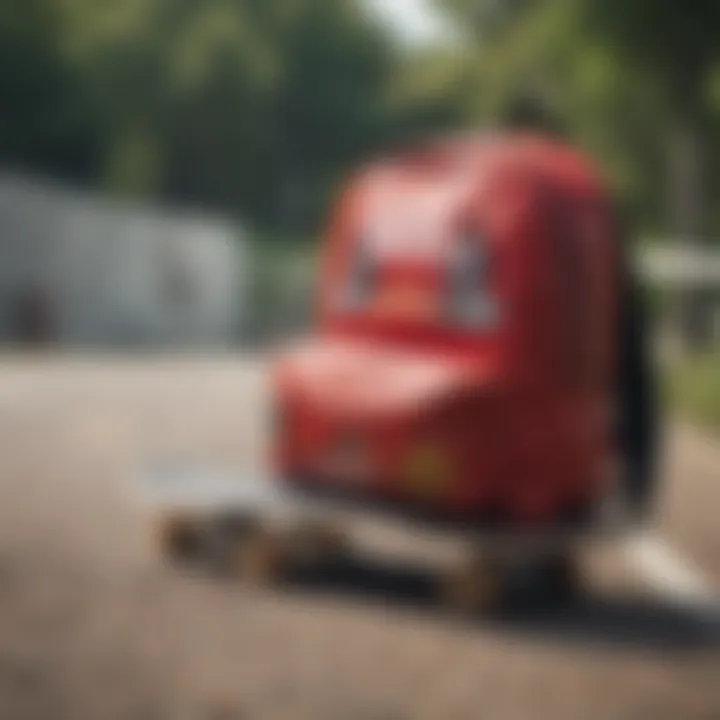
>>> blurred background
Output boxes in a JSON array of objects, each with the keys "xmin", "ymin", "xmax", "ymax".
[
  {"xmin": 1, "ymin": 0, "xmax": 720, "ymax": 425},
  {"xmin": 0, "ymin": 3, "xmax": 719, "ymax": 718}
]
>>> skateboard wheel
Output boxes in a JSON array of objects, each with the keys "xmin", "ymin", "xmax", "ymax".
[
  {"xmin": 538, "ymin": 552, "xmax": 582, "ymax": 604},
  {"xmin": 235, "ymin": 527, "xmax": 287, "ymax": 586},
  {"xmin": 156, "ymin": 515, "xmax": 200, "ymax": 561},
  {"xmin": 440, "ymin": 555, "xmax": 504, "ymax": 617}
]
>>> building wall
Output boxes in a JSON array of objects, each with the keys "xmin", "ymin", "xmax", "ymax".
[{"xmin": 0, "ymin": 173, "xmax": 244, "ymax": 348}]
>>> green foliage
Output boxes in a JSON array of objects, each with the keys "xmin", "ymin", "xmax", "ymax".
[
  {"xmin": 436, "ymin": 0, "xmax": 720, "ymax": 240},
  {"xmin": 248, "ymin": 230, "xmax": 317, "ymax": 341},
  {"xmin": 0, "ymin": 0, "xmax": 466, "ymax": 231},
  {"xmin": 6, "ymin": 0, "xmax": 720, "ymax": 244},
  {"xmin": 665, "ymin": 353, "xmax": 720, "ymax": 431},
  {"xmin": 0, "ymin": 0, "xmax": 102, "ymax": 178},
  {"xmin": 582, "ymin": 0, "xmax": 720, "ymax": 95}
]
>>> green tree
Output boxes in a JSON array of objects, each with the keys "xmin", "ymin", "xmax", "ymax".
[
  {"xmin": 0, "ymin": 0, "xmax": 468, "ymax": 233},
  {"xmin": 0, "ymin": 0, "xmax": 101, "ymax": 179},
  {"xmin": 583, "ymin": 1, "xmax": 720, "ymax": 240},
  {"xmin": 54, "ymin": 0, "xmax": 426, "ymax": 230},
  {"xmin": 438, "ymin": 0, "xmax": 720, "ymax": 239}
]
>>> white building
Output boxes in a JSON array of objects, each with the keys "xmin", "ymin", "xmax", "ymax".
[{"xmin": 0, "ymin": 173, "xmax": 245, "ymax": 348}]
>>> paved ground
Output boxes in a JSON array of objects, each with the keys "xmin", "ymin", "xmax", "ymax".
[{"xmin": 0, "ymin": 355, "xmax": 718, "ymax": 720}]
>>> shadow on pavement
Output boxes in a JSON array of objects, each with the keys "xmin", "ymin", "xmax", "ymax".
[{"xmin": 278, "ymin": 553, "xmax": 720, "ymax": 653}]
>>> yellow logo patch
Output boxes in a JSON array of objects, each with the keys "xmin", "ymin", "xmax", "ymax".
[{"xmin": 404, "ymin": 444, "xmax": 448, "ymax": 498}]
